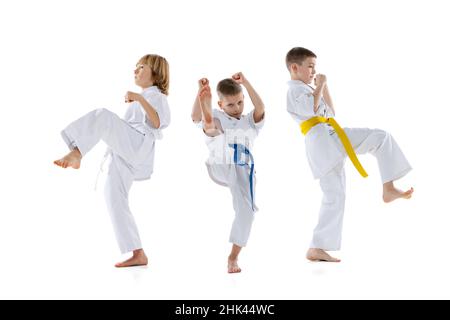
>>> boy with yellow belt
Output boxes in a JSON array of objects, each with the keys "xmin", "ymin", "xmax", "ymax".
[{"xmin": 286, "ymin": 47, "xmax": 414, "ymax": 262}]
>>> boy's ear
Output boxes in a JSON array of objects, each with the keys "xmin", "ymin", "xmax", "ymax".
[
  {"xmin": 218, "ymin": 101, "xmax": 223, "ymax": 109},
  {"xmin": 290, "ymin": 63, "xmax": 298, "ymax": 73}
]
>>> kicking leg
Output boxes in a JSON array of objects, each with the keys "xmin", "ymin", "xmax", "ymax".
[
  {"xmin": 344, "ymin": 128, "xmax": 413, "ymax": 203},
  {"xmin": 55, "ymin": 108, "xmax": 145, "ymax": 169}
]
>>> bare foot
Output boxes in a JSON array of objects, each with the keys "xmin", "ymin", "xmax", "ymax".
[
  {"xmin": 228, "ymin": 257, "xmax": 242, "ymax": 274},
  {"xmin": 54, "ymin": 148, "xmax": 82, "ymax": 169},
  {"xmin": 115, "ymin": 249, "xmax": 148, "ymax": 268},
  {"xmin": 306, "ymin": 248, "xmax": 341, "ymax": 262},
  {"xmin": 383, "ymin": 183, "xmax": 414, "ymax": 203}
]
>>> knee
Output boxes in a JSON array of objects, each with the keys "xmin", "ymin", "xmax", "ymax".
[
  {"xmin": 93, "ymin": 108, "xmax": 116, "ymax": 130},
  {"xmin": 373, "ymin": 128, "xmax": 391, "ymax": 141},
  {"xmin": 94, "ymin": 108, "xmax": 113, "ymax": 120}
]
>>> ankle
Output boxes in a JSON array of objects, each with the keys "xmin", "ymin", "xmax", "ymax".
[
  {"xmin": 383, "ymin": 181, "xmax": 395, "ymax": 190},
  {"xmin": 133, "ymin": 249, "xmax": 145, "ymax": 257},
  {"xmin": 228, "ymin": 255, "xmax": 238, "ymax": 261},
  {"xmin": 72, "ymin": 148, "xmax": 82, "ymax": 158}
]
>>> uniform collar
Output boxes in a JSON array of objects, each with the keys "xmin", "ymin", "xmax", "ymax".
[
  {"xmin": 218, "ymin": 109, "xmax": 242, "ymax": 121},
  {"xmin": 225, "ymin": 112, "xmax": 242, "ymax": 121},
  {"xmin": 141, "ymin": 85, "xmax": 159, "ymax": 94},
  {"xmin": 287, "ymin": 79, "xmax": 313, "ymax": 91}
]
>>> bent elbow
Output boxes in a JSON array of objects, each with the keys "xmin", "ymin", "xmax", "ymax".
[{"xmin": 191, "ymin": 113, "xmax": 201, "ymax": 123}]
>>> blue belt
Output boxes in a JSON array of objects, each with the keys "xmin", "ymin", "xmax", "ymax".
[{"xmin": 229, "ymin": 143, "xmax": 255, "ymax": 212}]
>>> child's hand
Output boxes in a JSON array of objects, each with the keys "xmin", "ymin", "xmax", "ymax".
[
  {"xmin": 314, "ymin": 74, "xmax": 327, "ymax": 87},
  {"xmin": 125, "ymin": 91, "xmax": 141, "ymax": 103},
  {"xmin": 198, "ymin": 78, "xmax": 209, "ymax": 90},
  {"xmin": 232, "ymin": 72, "xmax": 247, "ymax": 85},
  {"xmin": 198, "ymin": 84, "xmax": 212, "ymax": 101}
]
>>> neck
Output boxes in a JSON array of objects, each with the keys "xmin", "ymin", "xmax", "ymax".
[
  {"xmin": 228, "ymin": 113, "xmax": 241, "ymax": 120},
  {"xmin": 290, "ymin": 76, "xmax": 304, "ymax": 82},
  {"xmin": 140, "ymin": 82, "xmax": 154, "ymax": 90}
]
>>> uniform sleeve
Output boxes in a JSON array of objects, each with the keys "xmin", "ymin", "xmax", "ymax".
[
  {"xmin": 287, "ymin": 87, "xmax": 315, "ymax": 119},
  {"xmin": 195, "ymin": 109, "xmax": 224, "ymax": 138},
  {"xmin": 248, "ymin": 109, "xmax": 265, "ymax": 132},
  {"xmin": 145, "ymin": 93, "xmax": 171, "ymax": 130}
]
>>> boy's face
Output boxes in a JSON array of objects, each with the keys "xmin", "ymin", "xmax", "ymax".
[
  {"xmin": 134, "ymin": 63, "xmax": 154, "ymax": 88},
  {"xmin": 218, "ymin": 93, "xmax": 245, "ymax": 119},
  {"xmin": 290, "ymin": 57, "xmax": 316, "ymax": 84}
]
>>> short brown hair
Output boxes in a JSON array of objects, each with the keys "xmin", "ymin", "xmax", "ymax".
[
  {"xmin": 285, "ymin": 47, "xmax": 317, "ymax": 71},
  {"xmin": 216, "ymin": 78, "xmax": 242, "ymax": 98},
  {"xmin": 137, "ymin": 54, "xmax": 170, "ymax": 95}
]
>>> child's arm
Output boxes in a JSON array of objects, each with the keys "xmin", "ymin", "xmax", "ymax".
[
  {"xmin": 125, "ymin": 91, "xmax": 161, "ymax": 128},
  {"xmin": 312, "ymin": 74, "xmax": 327, "ymax": 113},
  {"xmin": 191, "ymin": 78, "xmax": 208, "ymax": 122},
  {"xmin": 191, "ymin": 96, "xmax": 202, "ymax": 122},
  {"xmin": 232, "ymin": 72, "xmax": 265, "ymax": 123},
  {"xmin": 197, "ymin": 80, "xmax": 221, "ymax": 137},
  {"xmin": 322, "ymin": 83, "xmax": 336, "ymax": 115}
]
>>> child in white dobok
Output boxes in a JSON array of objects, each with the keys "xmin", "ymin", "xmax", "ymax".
[
  {"xmin": 285, "ymin": 47, "xmax": 414, "ymax": 262},
  {"xmin": 191, "ymin": 74, "xmax": 265, "ymax": 273},
  {"xmin": 54, "ymin": 54, "xmax": 171, "ymax": 268}
]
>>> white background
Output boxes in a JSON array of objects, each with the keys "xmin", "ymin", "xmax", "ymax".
[{"xmin": 0, "ymin": 0, "xmax": 449, "ymax": 299}]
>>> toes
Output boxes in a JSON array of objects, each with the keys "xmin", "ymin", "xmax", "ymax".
[
  {"xmin": 404, "ymin": 189, "xmax": 414, "ymax": 198},
  {"xmin": 229, "ymin": 268, "xmax": 240, "ymax": 273},
  {"xmin": 116, "ymin": 262, "xmax": 130, "ymax": 268},
  {"xmin": 329, "ymin": 255, "xmax": 341, "ymax": 262},
  {"xmin": 115, "ymin": 260, "xmax": 130, "ymax": 268},
  {"xmin": 115, "ymin": 258, "xmax": 148, "ymax": 268},
  {"xmin": 327, "ymin": 255, "xmax": 339, "ymax": 262}
]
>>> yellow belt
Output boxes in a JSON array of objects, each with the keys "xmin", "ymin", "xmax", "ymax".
[{"xmin": 300, "ymin": 116, "xmax": 368, "ymax": 178}]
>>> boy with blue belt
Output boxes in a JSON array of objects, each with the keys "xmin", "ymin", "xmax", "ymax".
[{"xmin": 191, "ymin": 73, "xmax": 265, "ymax": 273}]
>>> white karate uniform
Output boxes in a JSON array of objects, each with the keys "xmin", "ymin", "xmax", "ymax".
[
  {"xmin": 287, "ymin": 80, "xmax": 412, "ymax": 250},
  {"xmin": 200, "ymin": 109, "xmax": 264, "ymax": 247},
  {"xmin": 61, "ymin": 86, "xmax": 170, "ymax": 253}
]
